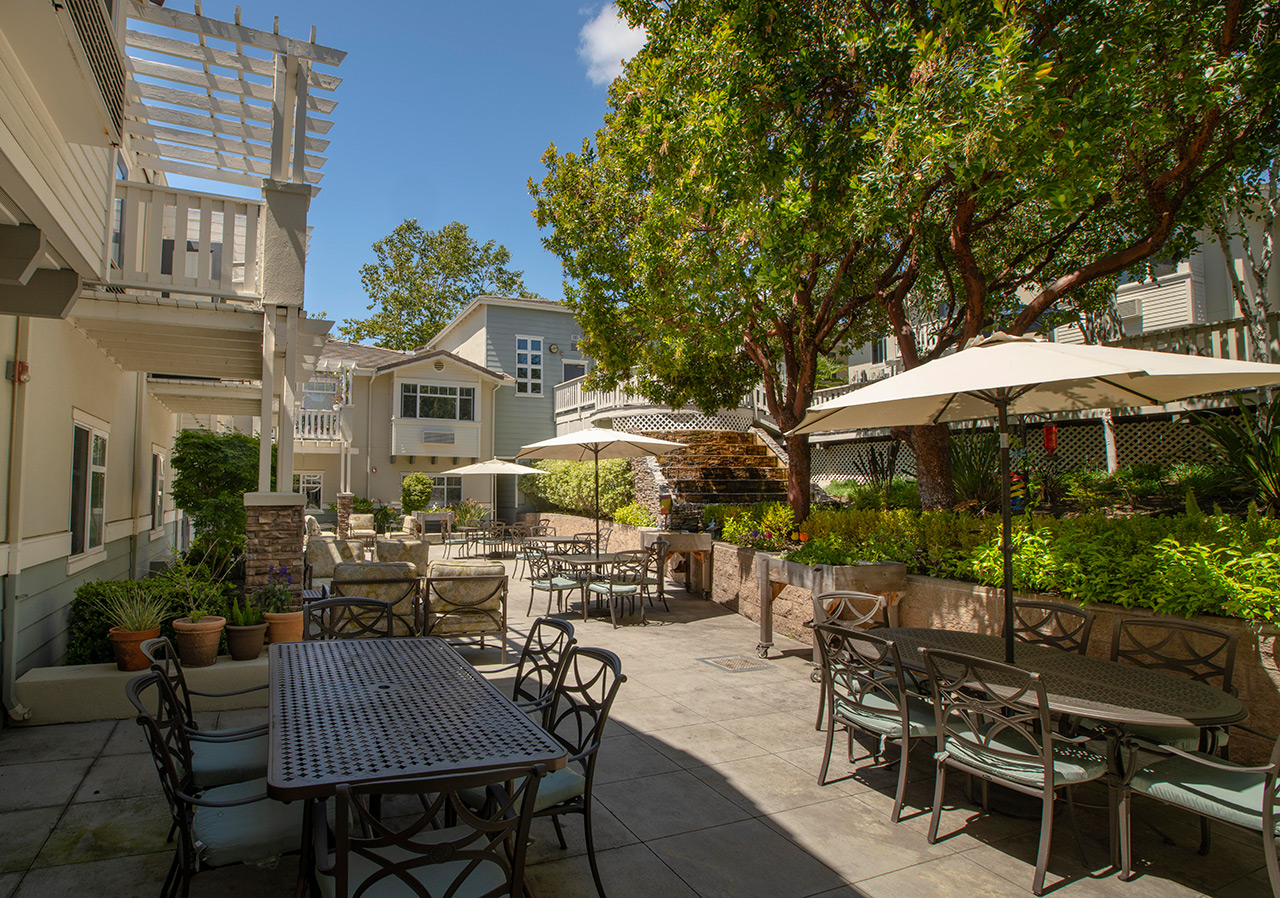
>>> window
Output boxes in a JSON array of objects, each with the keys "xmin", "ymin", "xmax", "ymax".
[
  {"xmin": 71, "ymin": 423, "xmax": 108, "ymax": 556},
  {"xmin": 871, "ymin": 337, "xmax": 887, "ymax": 365},
  {"xmin": 515, "ymin": 336, "xmax": 543, "ymax": 395},
  {"xmin": 293, "ymin": 472, "xmax": 323, "ymax": 509},
  {"xmin": 431, "ymin": 475, "xmax": 462, "ymax": 506},
  {"xmin": 303, "ymin": 375, "xmax": 338, "ymax": 410},
  {"xmin": 400, "ymin": 383, "xmax": 475, "ymax": 420},
  {"xmin": 150, "ymin": 452, "xmax": 165, "ymax": 529},
  {"xmin": 561, "ymin": 361, "xmax": 586, "ymax": 383}
]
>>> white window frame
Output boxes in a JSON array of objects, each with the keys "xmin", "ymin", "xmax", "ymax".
[
  {"xmin": 293, "ymin": 471, "xmax": 323, "ymax": 509},
  {"xmin": 399, "ymin": 382, "xmax": 476, "ymax": 421},
  {"xmin": 69, "ymin": 412, "xmax": 110, "ymax": 570},
  {"xmin": 431, "ymin": 475, "xmax": 462, "ymax": 507},
  {"xmin": 514, "ymin": 335, "xmax": 544, "ymax": 397},
  {"xmin": 561, "ymin": 359, "xmax": 587, "ymax": 384},
  {"xmin": 150, "ymin": 449, "xmax": 166, "ymax": 535}
]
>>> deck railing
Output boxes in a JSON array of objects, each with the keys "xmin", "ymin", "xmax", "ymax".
[
  {"xmin": 111, "ymin": 182, "xmax": 263, "ymax": 300},
  {"xmin": 295, "ymin": 409, "xmax": 343, "ymax": 441},
  {"xmin": 554, "ymin": 374, "xmax": 775, "ymax": 431},
  {"xmin": 1112, "ymin": 313, "xmax": 1280, "ymax": 362}
]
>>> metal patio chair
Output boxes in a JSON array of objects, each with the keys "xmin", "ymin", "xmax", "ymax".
[
  {"xmin": 482, "ymin": 616, "xmax": 577, "ymax": 714},
  {"xmin": 303, "ymin": 597, "xmax": 395, "ymax": 640},
  {"xmin": 1007, "ymin": 599, "xmax": 1095, "ymax": 654},
  {"xmin": 810, "ymin": 591, "xmax": 887, "ymax": 731},
  {"xmin": 587, "ymin": 550, "xmax": 647, "ymax": 628}
]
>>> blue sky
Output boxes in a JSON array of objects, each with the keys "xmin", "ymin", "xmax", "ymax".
[{"xmin": 192, "ymin": 1, "xmax": 644, "ymax": 325}]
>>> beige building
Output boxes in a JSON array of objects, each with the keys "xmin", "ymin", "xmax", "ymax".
[{"xmin": 0, "ymin": 1, "xmax": 344, "ymax": 708}]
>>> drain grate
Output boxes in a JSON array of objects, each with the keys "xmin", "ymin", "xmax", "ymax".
[{"xmin": 699, "ymin": 655, "xmax": 772, "ymax": 673}]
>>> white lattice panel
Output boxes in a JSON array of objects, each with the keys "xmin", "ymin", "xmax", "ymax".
[
  {"xmin": 812, "ymin": 440, "xmax": 916, "ymax": 485},
  {"xmin": 614, "ymin": 410, "xmax": 753, "ymax": 432}
]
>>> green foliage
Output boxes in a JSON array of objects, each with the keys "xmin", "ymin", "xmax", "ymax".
[
  {"xmin": 400, "ymin": 473, "xmax": 436, "ymax": 514},
  {"xmin": 612, "ymin": 502, "xmax": 656, "ymax": 527},
  {"xmin": 338, "ymin": 220, "xmax": 540, "ymax": 351},
  {"xmin": 170, "ymin": 429, "xmax": 269, "ymax": 555},
  {"xmin": 449, "ymin": 498, "xmax": 489, "ymax": 527},
  {"xmin": 159, "ymin": 549, "xmax": 232, "ymax": 622},
  {"xmin": 96, "ymin": 582, "xmax": 171, "ymax": 632},
  {"xmin": 68, "ymin": 579, "xmax": 172, "ymax": 665},
  {"xmin": 1059, "ymin": 462, "xmax": 1239, "ymax": 511},
  {"xmin": 251, "ymin": 583, "xmax": 294, "ymax": 614},
  {"xmin": 720, "ymin": 503, "xmax": 795, "ymax": 552},
  {"xmin": 825, "ymin": 478, "xmax": 921, "ymax": 511},
  {"xmin": 519, "ymin": 460, "xmax": 634, "ymax": 518},
  {"xmin": 227, "ymin": 595, "xmax": 265, "ymax": 626},
  {"xmin": 950, "ymin": 432, "xmax": 1001, "ymax": 508},
  {"xmin": 1194, "ymin": 401, "xmax": 1280, "ymax": 512}
]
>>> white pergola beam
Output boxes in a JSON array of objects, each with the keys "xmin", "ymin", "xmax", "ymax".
[
  {"xmin": 129, "ymin": 57, "xmax": 338, "ymax": 114},
  {"xmin": 125, "ymin": 29, "xmax": 343, "ymax": 92},
  {"xmin": 129, "ymin": 1, "xmax": 347, "ymax": 67}
]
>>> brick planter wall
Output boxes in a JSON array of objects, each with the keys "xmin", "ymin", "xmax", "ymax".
[
  {"xmin": 336, "ymin": 491, "xmax": 353, "ymax": 540},
  {"xmin": 520, "ymin": 512, "xmax": 654, "ymax": 553},
  {"xmin": 244, "ymin": 493, "xmax": 306, "ymax": 604}
]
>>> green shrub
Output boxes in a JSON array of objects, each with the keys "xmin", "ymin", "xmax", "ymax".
[
  {"xmin": 401, "ymin": 474, "xmax": 436, "ymax": 514},
  {"xmin": 950, "ymin": 432, "xmax": 1000, "ymax": 508},
  {"xmin": 171, "ymin": 429, "xmax": 270, "ymax": 555},
  {"xmin": 720, "ymin": 502, "xmax": 794, "ymax": 551},
  {"xmin": 520, "ymin": 460, "xmax": 633, "ymax": 517},
  {"xmin": 825, "ymin": 478, "xmax": 921, "ymax": 510},
  {"xmin": 613, "ymin": 502, "xmax": 656, "ymax": 527},
  {"xmin": 67, "ymin": 578, "xmax": 173, "ymax": 665},
  {"xmin": 1194, "ymin": 400, "xmax": 1280, "ymax": 512}
]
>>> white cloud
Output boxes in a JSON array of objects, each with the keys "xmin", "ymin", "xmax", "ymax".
[{"xmin": 578, "ymin": 3, "xmax": 647, "ymax": 85}]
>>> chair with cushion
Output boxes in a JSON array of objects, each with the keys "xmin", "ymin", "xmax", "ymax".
[
  {"xmin": 483, "ymin": 617, "xmax": 577, "ymax": 714},
  {"xmin": 421, "ymin": 561, "xmax": 509, "ymax": 657},
  {"xmin": 1118, "ymin": 728, "xmax": 1280, "ymax": 896},
  {"xmin": 347, "ymin": 512, "xmax": 376, "ymax": 550},
  {"xmin": 140, "ymin": 637, "xmax": 267, "ymax": 789},
  {"xmin": 1007, "ymin": 599, "xmax": 1094, "ymax": 654},
  {"xmin": 526, "ymin": 546, "xmax": 579, "ymax": 616},
  {"xmin": 305, "ymin": 514, "xmax": 335, "ymax": 540},
  {"xmin": 810, "ymin": 591, "xmax": 887, "ymax": 731},
  {"xmin": 641, "ymin": 538, "xmax": 670, "ymax": 612},
  {"xmin": 586, "ymin": 550, "xmax": 647, "ymax": 628},
  {"xmin": 922, "ymin": 647, "xmax": 1110, "ymax": 896},
  {"xmin": 812, "ymin": 623, "xmax": 934, "ymax": 822},
  {"xmin": 375, "ymin": 536, "xmax": 430, "ymax": 571},
  {"xmin": 303, "ymin": 597, "xmax": 394, "ymax": 640},
  {"xmin": 305, "ymin": 536, "xmax": 364, "ymax": 582},
  {"xmin": 330, "ymin": 561, "xmax": 420, "ymax": 636},
  {"xmin": 313, "ymin": 764, "xmax": 546, "ymax": 898},
  {"xmin": 127, "ymin": 671, "xmax": 306, "ymax": 897}
]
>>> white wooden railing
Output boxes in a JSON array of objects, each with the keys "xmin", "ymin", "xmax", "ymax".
[
  {"xmin": 111, "ymin": 182, "xmax": 263, "ymax": 300},
  {"xmin": 295, "ymin": 409, "xmax": 342, "ymax": 441},
  {"xmin": 554, "ymin": 374, "xmax": 776, "ymax": 431},
  {"xmin": 1113, "ymin": 313, "xmax": 1280, "ymax": 362}
]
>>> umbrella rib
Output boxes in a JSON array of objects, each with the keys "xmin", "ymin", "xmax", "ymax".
[
  {"xmin": 1094, "ymin": 376, "xmax": 1161, "ymax": 405},
  {"xmin": 931, "ymin": 393, "xmax": 960, "ymax": 425}
]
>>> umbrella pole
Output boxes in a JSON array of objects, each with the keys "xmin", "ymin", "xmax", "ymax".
[
  {"xmin": 594, "ymin": 447, "xmax": 601, "ymax": 554},
  {"xmin": 998, "ymin": 399, "xmax": 1015, "ymax": 664}
]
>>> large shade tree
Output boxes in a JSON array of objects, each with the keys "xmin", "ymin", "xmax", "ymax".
[
  {"xmin": 534, "ymin": 0, "xmax": 1280, "ymax": 515},
  {"xmin": 340, "ymin": 219, "xmax": 539, "ymax": 351}
]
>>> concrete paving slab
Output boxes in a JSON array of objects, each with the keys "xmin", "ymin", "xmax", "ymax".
[
  {"xmin": 595, "ymin": 770, "xmax": 752, "ymax": 841},
  {"xmin": 690, "ymin": 753, "xmax": 860, "ymax": 816},
  {"xmin": 525, "ymin": 843, "xmax": 698, "ymax": 898},
  {"xmin": 523, "ymin": 802, "xmax": 639, "ymax": 866},
  {"xmin": 855, "ymin": 852, "xmax": 1034, "ymax": 898},
  {"xmin": 72, "ymin": 753, "xmax": 161, "ymax": 803},
  {"xmin": 0, "ymin": 721, "xmax": 112, "ymax": 765},
  {"xmin": 33, "ymin": 795, "xmax": 170, "ymax": 867},
  {"xmin": 0, "ymin": 872, "xmax": 19, "ymax": 898},
  {"xmin": 594, "ymin": 734, "xmax": 682, "ymax": 785},
  {"xmin": 640, "ymin": 722, "xmax": 771, "ymax": 769},
  {"xmin": 609, "ymin": 695, "xmax": 709, "ymax": 734},
  {"xmin": 13, "ymin": 853, "xmax": 172, "ymax": 898},
  {"xmin": 0, "ymin": 806, "xmax": 61, "ymax": 873},
  {"xmin": 0, "ymin": 759, "xmax": 91, "ymax": 812}
]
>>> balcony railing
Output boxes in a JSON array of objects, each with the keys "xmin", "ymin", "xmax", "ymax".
[
  {"xmin": 1113, "ymin": 312, "xmax": 1280, "ymax": 362},
  {"xmin": 111, "ymin": 182, "xmax": 263, "ymax": 300},
  {"xmin": 295, "ymin": 409, "xmax": 343, "ymax": 441},
  {"xmin": 554, "ymin": 375, "xmax": 775, "ymax": 431}
]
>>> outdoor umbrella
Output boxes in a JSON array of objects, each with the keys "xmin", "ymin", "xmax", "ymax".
[
  {"xmin": 792, "ymin": 332, "xmax": 1280, "ymax": 663},
  {"xmin": 516, "ymin": 426, "xmax": 684, "ymax": 551},
  {"xmin": 441, "ymin": 458, "xmax": 547, "ymax": 521}
]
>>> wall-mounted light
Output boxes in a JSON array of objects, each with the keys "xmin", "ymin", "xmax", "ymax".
[
  {"xmin": 6, "ymin": 361, "xmax": 30, "ymax": 384},
  {"xmin": 371, "ymin": 466, "xmax": 378, "ymax": 474},
  {"xmin": 547, "ymin": 343, "xmax": 559, "ymax": 354}
]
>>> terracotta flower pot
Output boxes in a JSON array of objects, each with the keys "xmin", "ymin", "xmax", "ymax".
[
  {"xmin": 171, "ymin": 615, "xmax": 226, "ymax": 668},
  {"xmin": 225, "ymin": 623, "xmax": 268, "ymax": 661},
  {"xmin": 108, "ymin": 626, "xmax": 161, "ymax": 672},
  {"xmin": 264, "ymin": 610, "xmax": 304, "ymax": 644}
]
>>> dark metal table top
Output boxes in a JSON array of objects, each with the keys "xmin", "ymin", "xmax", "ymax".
[
  {"xmin": 879, "ymin": 628, "xmax": 1247, "ymax": 729},
  {"xmin": 549, "ymin": 552, "xmax": 620, "ymax": 567},
  {"xmin": 267, "ymin": 638, "xmax": 567, "ymax": 800}
]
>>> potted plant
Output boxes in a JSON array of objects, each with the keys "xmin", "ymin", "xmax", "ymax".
[
  {"xmin": 99, "ymin": 582, "xmax": 171, "ymax": 671},
  {"xmin": 163, "ymin": 550, "xmax": 229, "ymax": 668},
  {"xmin": 259, "ymin": 566, "xmax": 303, "ymax": 643},
  {"xmin": 225, "ymin": 595, "xmax": 268, "ymax": 661}
]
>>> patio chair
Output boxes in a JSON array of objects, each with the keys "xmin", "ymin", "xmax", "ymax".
[
  {"xmin": 139, "ymin": 636, "xmax": 267, "ymax": 789},
  {"xmin": 527, "ymin": 545, "xmax": 579, "ymax": 616},
  {"xmin": 812, "ymin": 623, "xmax": 934, "ymax": 822},
  {"xmin": 305, "ymin": 514, "xmax": 334, "ymax": 539},
  {"xmin": 1006, "ymin": 599, "xmax": 1094, "ymax": 654},
  {"xmin": 641, "ymin": 538, "xmax": 670, "ymax": 611},
  {"xmin": 462, "ymin": 646, "xmax": 626, "ymax": 898},
  {"xmin": 330, "ymin": 561, "xmax": 421, "ymax": 636},
  {"xmin": 313, "ymin": 764, "xmax": 546, "ymax": 898},
  {"xmin": 482, "ymin": 616, "xmax": 577, "ymax": 714},
  {"xmin": 921, "ymin": 648, "xmax": 1110, "ymax": 896},
  {"xmin": 513, "ymin": 523, "xmax": 555, "ymax": 579},
  {"xmin": 304, "ymin": 536, "xmax": 365, "ymax": 582},
  {"xmin": 374, "ymin": 535, "xmax": 430, "ymax": 571},
  {"xmin": 587, "ymin": 550, "xmax": 647, "ymax": 628},
  {"xmin": 348, "ymin": 512, "xmax": 376, "ymax": 550},
  {"xmin": 421, "ymin": 561, "xmax": 509, "ymax": 657},
  {"xmin": 1118, "ymin": 726, "xmax": 1280, "ymax": 897},
  {"xmin": 127, "ymin": 671, "xmax": 306, "ymax": 897},
  {"xmin": 303, "ymin": 597, "xmax": 395, "ymax": 640},
  {"xmin": 810, "ymin": 591, "xmax": 887, "ymax": 731}
]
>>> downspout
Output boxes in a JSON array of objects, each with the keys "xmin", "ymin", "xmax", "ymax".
[
  {"xmin": 490, "ymin": 382, "xmax": 500, "ymax": 511},
  {"xmin": 3, "ymin": 317, "xmax": 31, "ymax": 720},
  {"xmin": 365, "ymin": 369, "xmax": 384, "ymax": 497},
  {"xmin": 129, "ymin": 373, "xmax": 144, "ymax": 579}
]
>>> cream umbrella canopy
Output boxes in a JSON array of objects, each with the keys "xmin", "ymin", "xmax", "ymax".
[
  {"xmin": 792, "ymin": 333, "xmax": 1280, "ymax": 663},
  {"xmin": 516, "ymin": 426, "xmax": 684, "ymax": 550},
  {"xmin": 441, "ymin": 458, "xmax": 547, "ymax": 521}
]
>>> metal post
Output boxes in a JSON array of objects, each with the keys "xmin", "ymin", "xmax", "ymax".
[
  {"xmin": 593, "ymin": 447, "xmax": 601, "ymax": 554},
  {"xmin": 998, "ymin": 399, "xmax": 1015, "ymax": 664}
]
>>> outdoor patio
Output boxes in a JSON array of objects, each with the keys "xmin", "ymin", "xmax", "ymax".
[{"xmin": 0, "ymin": 564, "xmax": 1270, "ymax": 898}]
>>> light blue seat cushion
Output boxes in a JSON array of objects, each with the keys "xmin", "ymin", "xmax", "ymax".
[
  {"xmin": 532, "ymin": 577, "xmax": 578, "ymax": 592},
  {"xmin": 458, "ymin": 766, "xmax": 586, "ymax": 815},
  {"xmin": 316, "ymin": 826, "xmax": 507, "ymax": 898},
  {"xmin": 944, "ymin": 726, "xmax": 1107, "ymax": 787},
  {"xmin": 1076, "ymin": 716, "xmax": 1211, "ymax": 753},
  {"xmin": 193, "ymin": 777, "xmax": 304, "ymax": 867},
  {"xmin": 587, "ymin": 583, "xmax": 640, "ymax": 596},
  {"xmin": 834, "ymin": 692, "xmax": 936, "ymax": 739},
  {"xmin": 191, "ymin": 732, "xmax": 268, "ymax": 788},
  {"xmin": 1130, "ymin": 753, "xmax": 1273, "ymax": 834}
]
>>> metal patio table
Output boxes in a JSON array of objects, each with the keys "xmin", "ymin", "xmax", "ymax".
[
  {"xmin": 549, "ymin": 552, "xmax": 621, "ymax": 620},
  {"xmin": 267, "ymin": 637, "xmax": 567, "ymax": 801},
  {"xmin": 878, "ymin": 627, "xmax": 1247, "ymax": 863}
]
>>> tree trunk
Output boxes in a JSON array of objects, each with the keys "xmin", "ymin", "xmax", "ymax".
[
  {"xmin": 911, "ymin": 423, "xmax": 955, "ymax": 509},
  {"xmin": 784, "ymin": 431, "xmax": 812, "ymax": 524}
]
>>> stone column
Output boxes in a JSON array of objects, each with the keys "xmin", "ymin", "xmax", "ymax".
[
  {"xmin": 336, "ymin": 491, "xmax": 353, "ymax": 540},
  {"xmin": 245, "ymin": 492, "xmax": 306, "ymax": 605}
]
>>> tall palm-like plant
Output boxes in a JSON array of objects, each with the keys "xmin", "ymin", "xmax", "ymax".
[{"xmin": 1194, "ymin": 399, "xmax": 1280, "ymax": 512}]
